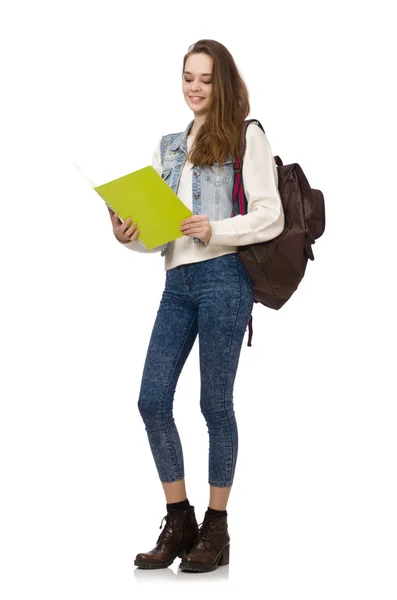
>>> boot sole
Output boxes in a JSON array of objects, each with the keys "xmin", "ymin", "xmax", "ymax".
[{"xmin": 179, "ymin": 544, "xmax": 230, "ymax": 572}]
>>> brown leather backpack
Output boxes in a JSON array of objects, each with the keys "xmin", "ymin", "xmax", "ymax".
[{"xmin": 234, "ymin": 119, "xmax": 325, "ymax": 346}]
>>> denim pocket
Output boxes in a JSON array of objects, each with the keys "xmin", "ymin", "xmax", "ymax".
[
  {"xmin": 204, "ymin": 169, "xmax": 232, "ymax": 187},
  {"xmin": 203, "ymin": 162, "xmax": 234, "ymax": 187},
  {"xmin": 205, "ymin": 174, "xmax": 232, "ymax": 187},
  {"xmin": 161, "ymin": 168, "xmax": 172, "ymax": 182}
]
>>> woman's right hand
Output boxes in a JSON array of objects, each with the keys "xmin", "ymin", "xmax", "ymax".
[{"xmin": 108, "ymin": 207, "xmax": 140, "ymax": 243}]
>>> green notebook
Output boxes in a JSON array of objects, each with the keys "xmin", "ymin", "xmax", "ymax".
[{"xmin": 76, "ymin": 163, "xmax": 193, "ymax": 249}]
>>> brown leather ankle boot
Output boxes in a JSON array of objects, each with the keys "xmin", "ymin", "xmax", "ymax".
[
  {"xmin": 179, "ymin": 513, "xmax": 230, "ymax": 572},
  {"xmin": 134, "ymin": 506, "xmax": 199, "ymax": 569}
]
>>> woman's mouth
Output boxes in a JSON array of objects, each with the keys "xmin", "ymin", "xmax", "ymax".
[{"xmin": 189, "ymin": 96, "xmax": 204, "ymax": 103}]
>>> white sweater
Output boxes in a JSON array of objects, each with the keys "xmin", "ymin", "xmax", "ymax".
[{"xmin": 116, "ymin": 122, "xmax": 284, "ymax": 270}]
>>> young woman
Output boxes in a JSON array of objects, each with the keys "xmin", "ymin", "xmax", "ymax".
[{"xmin": 109, "ymin": 39, "xmax": 284, "ymax": 572}]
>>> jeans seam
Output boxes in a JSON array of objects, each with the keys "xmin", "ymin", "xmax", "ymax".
[
  {"xmin": 218, "ymin": 261, "xmax": 241, "ymax": 485},
  {"xmin": 161, "ymin": 313, "xmax": 198, "ymax": 479}
]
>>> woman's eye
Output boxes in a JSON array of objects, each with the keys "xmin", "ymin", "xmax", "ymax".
[{"xmin": 184, "ymin": 78, "xmax": 212, "ymax": 84}]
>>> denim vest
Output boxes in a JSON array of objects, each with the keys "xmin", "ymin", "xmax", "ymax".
[{"xmin": 160, "ymin": 120, "xmax": 238, "ymax": 256}]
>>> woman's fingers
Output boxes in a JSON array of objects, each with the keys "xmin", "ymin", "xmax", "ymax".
[
  {"xmin": 123, "ymin": 218, "xmax": 140, "ymax": 240},
  {"xmin": 123, "ymin": 217, "xmax": 135, "ymax": 234},
  {"xmin": 107, "ymin": 208, "xmax": 140, "ymax": 242}
]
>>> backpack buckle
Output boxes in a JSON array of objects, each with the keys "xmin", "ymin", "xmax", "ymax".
[{"xmin": 234, "ymin": 158, "xmax": 242, "ymax": 173}]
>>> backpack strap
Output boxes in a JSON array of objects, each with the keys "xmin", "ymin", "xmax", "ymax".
[
  {"xmin": 237, "ymin": 119, "xmax": 266, "ymax": 159},
  {"xmin": 233, "ymin": 119, "xmax": 266, "ymax": 347},
  {"xmin": 237, "ymin": 119, "xmax": 282, "ymax": 167},
  {"xmin": 232, "ymin": 119, "xmax": 267, "ymax": 216}
]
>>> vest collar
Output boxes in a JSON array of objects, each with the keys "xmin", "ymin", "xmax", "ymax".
[
  {"xmin": 167, "ymin": 120, "xmax": 233, "ymax": 164},
  {"xmin": 168, "ymin": 120, "xmax": 194, "ymax": 152}
]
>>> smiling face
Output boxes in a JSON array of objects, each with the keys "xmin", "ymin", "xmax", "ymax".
[{"xmin": 182, "ymin": 53, "xmax": 213, "ymax": 117}]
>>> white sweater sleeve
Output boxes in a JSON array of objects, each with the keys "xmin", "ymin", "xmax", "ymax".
[
  {"xmin": 114, "ymin": 139, "xmax": 163, "ymax": 253},
  {"xmin": 207, "ymin": 123, "xmax": 284, "ymax": 246}
]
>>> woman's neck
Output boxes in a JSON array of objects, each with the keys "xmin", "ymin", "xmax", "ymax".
[{"xmin": 190, "ymin": 115, "xmax": 206, "ymax": 137}]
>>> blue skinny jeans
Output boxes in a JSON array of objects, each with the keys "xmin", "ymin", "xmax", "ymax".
[{"xmin": 137, "ymin": 252, "xmax": 254, "ymax": 487}]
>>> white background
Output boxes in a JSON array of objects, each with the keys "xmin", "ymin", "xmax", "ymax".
[{"xmin": 1, "ymin": 0, "xmax": 396, "ymax": 598}]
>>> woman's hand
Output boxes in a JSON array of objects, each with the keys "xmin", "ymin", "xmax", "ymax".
[
  {"xmin": 180, "ymin": 215, "xmax": 212, "ymax": 245},
  {"xmin": 108, "ymin": 207, "xmax": 140, "ymax": 243}
]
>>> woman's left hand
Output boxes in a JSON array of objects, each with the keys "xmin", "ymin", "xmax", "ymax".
[{"xmin": 180, "ymin": 215, "xmax": 212, "ymax": 245}]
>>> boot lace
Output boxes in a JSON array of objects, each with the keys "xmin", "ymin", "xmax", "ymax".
[
  {"xmin": 156, "ymin": 514, "xmax": 174, "ymax": 545},
  {"xmin": 196, "ymin": 517, "xmax": 218, "ymax": 550}
]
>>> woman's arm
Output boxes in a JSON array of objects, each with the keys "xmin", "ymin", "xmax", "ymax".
[{"xmin": 207, "ymin": 123, "xmax": 285, "ymax": 246}]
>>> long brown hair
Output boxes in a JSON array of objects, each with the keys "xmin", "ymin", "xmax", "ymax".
[{"xmin": 183, "ymin": 39, "xmax": 250, "ymax": 168}]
